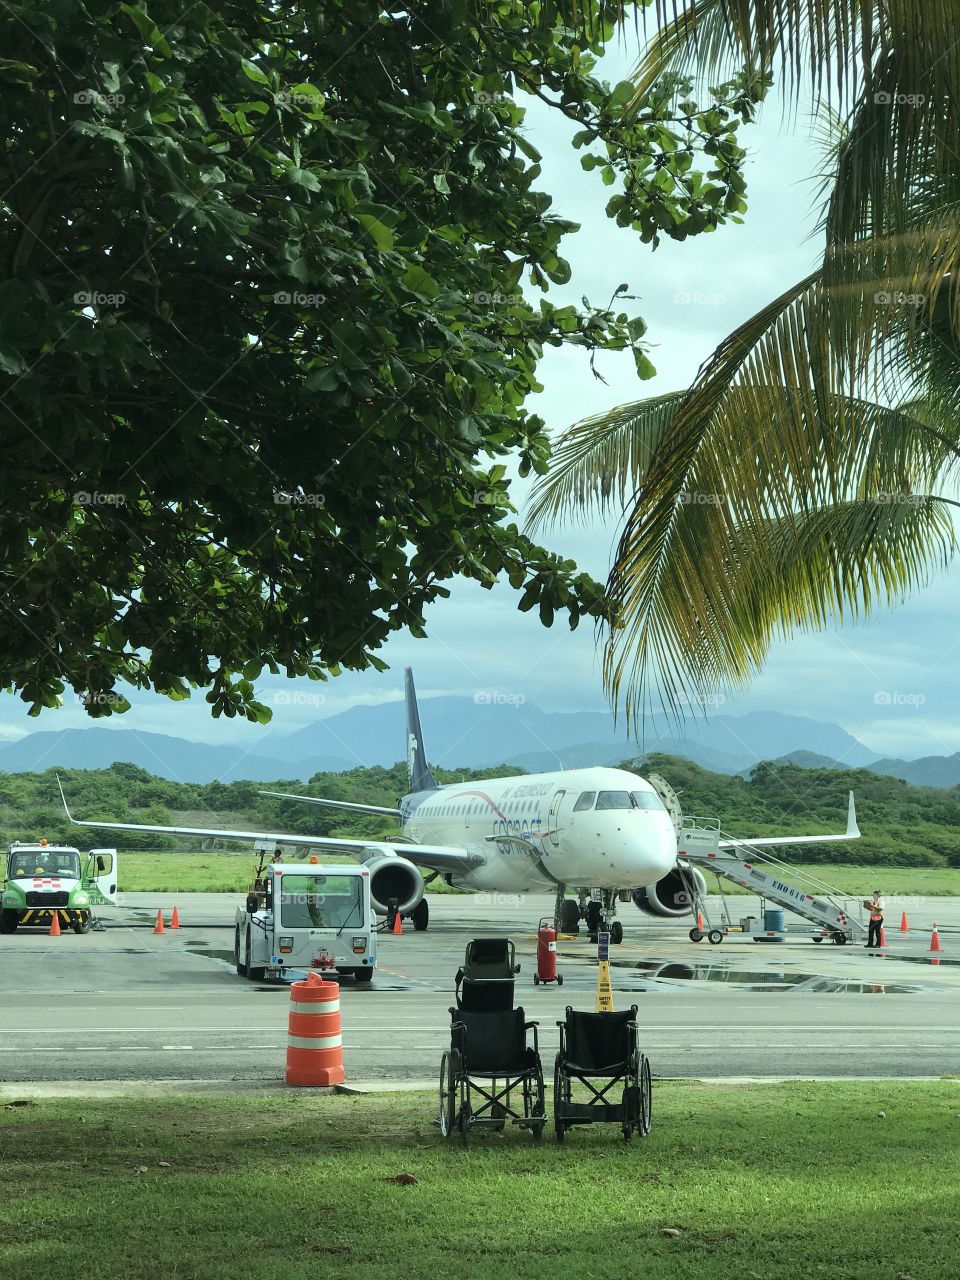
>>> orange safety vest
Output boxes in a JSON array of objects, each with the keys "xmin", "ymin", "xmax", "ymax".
[{"xmin": 870, "ymin": 901, "xmax": 884, "ymax": 921}]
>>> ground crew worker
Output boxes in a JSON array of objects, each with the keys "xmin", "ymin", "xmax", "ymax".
[{"xmin": 865, "ymin": 890, "xmax": 884, "ymax": 948}]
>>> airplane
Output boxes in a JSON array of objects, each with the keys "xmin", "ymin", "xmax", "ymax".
[{"xmin": 58, "ymin": 668, "xmax": 859, "ymax": 943}]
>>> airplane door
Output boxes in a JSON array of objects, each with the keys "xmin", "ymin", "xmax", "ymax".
[
  {"xmin": 547, "ymin": 791, "xmax": 565, "ymax": 848},
  {"xmin": 85, "ymin": 849, "xmax": 118, "ymax": 904}
]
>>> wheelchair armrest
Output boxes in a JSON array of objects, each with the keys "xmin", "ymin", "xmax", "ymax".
[
  {"xmin": 524, "ymin": 1019, "xmax": 540, "ymax": 1054},
  {"xmin": 449, "ymin": 1015, "xmax": 467, "ymax": 1055}
]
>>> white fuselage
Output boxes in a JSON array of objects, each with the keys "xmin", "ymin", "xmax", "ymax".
[{"xmin": 400, "ymin": 766, "xmax": 678, "ymax": 893}]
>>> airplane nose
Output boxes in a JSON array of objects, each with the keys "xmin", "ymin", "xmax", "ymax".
[{"xmin": 626, "ymin": 821, "xmax": 677, "ymax": 884}]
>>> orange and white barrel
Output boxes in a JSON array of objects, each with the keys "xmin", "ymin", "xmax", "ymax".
[{"xmin": 285, "ymin": 972, "xmax": 345, "ymax": 1086}]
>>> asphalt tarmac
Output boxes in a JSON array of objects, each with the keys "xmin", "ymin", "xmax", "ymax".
[{"xmin": 1, "ymin": 892, "xmax": 958, "ymax": 1085}]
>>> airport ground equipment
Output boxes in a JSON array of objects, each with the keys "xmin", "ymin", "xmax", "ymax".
[
  {"xmin": 455, "ymin": 937, "xmax": 519, "ymax": 1010},
  {"xmin": 554, "ymin": 1006, "xmax": 651, "ymax": 1143},
  {"xmin": 0, "ymin": 841, "xmax": 117, "ymax": 934},
  {"xmin": 534, "ymin": 917, "xmax": 563, "ymax": 986},
  {"xmin": 439, "ymin": 1006, "xmax": 546, "ymax": 1145},
  {"xmin": 235, "ymin": 859, "xmax": 376, "ymax": 983},
  {"xmin": 676, "ymin": 819, "xmax": 867, "ymax": 945}
]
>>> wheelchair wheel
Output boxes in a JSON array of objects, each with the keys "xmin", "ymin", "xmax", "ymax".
[
  {"xmin": 529, "ymin": 1062, "xmax": 546, "ymax": 1141},
  {"xmin": 458, "ymin": 1099, "xmax": 472, "ymax": 1146},
  {"xmin": 439, "ymin": 1050, "xmax": 457, "ymax": 1138},
  {"xmin": 553, "ymin": 1053, "xmax": 568, "ymax": 1142},
  {"xmin": 638, "ymin": 1054, "xmax": 652, "ymax": 1137}
]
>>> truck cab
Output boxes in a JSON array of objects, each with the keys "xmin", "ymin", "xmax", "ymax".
[
  {"xmin": 0, "ymin": 841, "xmax": 118, "ymax": 934},
  {"xmin": 234, "ymin": 862, "xmax": 376, "ymax": 983}
]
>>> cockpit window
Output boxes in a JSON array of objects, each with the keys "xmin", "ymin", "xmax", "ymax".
[
  {"xmin": 573, "ymin": 791, "xmax": 596, "ymax": 812},
  {"xmin": 631, "ymin": 790, "xmax": 665, "ymax": 811},
  {"xmin": 595, "ymin": 791, "xmax": 633, "ymax": 810},
  {"xmin": 594, "ymin": 790, "xmax": 666, "ymax": 812}
]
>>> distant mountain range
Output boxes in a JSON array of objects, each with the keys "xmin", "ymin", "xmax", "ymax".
[{"xmin": 0, "ymin": 696, "xmax": 955, "ymax": 788}]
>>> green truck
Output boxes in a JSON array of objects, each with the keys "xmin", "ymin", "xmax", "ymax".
[{"xmin": 0, "ymin": 842, "xmax": 118, "ymax": 934}]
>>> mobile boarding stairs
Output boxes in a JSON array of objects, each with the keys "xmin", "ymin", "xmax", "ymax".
[{"xmin": 674, "ymin": 819, "xmax": 867, "ymax": 946}]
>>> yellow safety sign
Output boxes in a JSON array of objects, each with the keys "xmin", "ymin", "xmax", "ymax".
[{"xmin": 595, "ymin": 958, "xmax": 614, "ymax": 1013}]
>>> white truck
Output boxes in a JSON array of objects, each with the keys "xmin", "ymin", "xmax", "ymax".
[{"xmin": 234, "ymin": 861, "xmax": 376, "ymax": 983}]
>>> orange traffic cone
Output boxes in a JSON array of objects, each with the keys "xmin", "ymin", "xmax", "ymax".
[
  {"xmin": 392, "ymin": 909, "xmax": 403, "ymax": 935},
  {"xmin": 170, "ymin": 906, "xmax": 180, "ymax": 929},
  {"xmin": 900, "ymin": 911, "xmax": 909, "ymax": 933},
  {"xmin": 153, "ymin": 909, "xmax": 165, "ymax": 935},
  {"xmin": 879, "ymin": 926, "xmax": 887, "ymax": 948},
  {"xmin": 930, "ymin": 924, "xmax": 942, "ymax": 953},
  {"xmin": 697, "ymin": 912, "xmax": 705, "ymax": 931},
  {"xmin": 48, "ymin": 911, "xmax": 61, "ymax": 937}
]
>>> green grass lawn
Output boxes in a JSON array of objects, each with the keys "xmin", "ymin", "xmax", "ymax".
[
  {"xmin": 119, "ymin": 852, "xmax": 464, "ymax": 893},
  {"xmin": 703, "ymin": 863, "xmax": 960, "ymax": 898},
  {"xmin": 120, "ymin": 852, "xmax": 960, "ymax": 897},
  {"xmin": 1, "ymin": 1083, "xmax": 958, "ymax": 1279}
]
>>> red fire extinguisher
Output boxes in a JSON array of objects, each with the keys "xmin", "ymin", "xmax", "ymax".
[{"xmin": 534, "ymin": 916, "xmax": 563, "ymax": 986}]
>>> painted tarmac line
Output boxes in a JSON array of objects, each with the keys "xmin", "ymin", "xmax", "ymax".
[{"xmin": 0, "ymin": 1041, "xmax": 954, "ymax": 1053}]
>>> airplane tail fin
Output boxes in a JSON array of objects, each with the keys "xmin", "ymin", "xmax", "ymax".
[{"xmin": 405, "ymin": 667, "xmax": 437, "ymax": 793}]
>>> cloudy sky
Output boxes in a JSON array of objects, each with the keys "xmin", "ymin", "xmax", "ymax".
[{"xmin": 3, "ymin": 36, "xmax": 956, "ymax": 761}]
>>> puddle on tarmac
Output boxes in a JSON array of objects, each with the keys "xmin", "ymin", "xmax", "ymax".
[{"xmin": 609, "ymin": 960, "xmax": 927, "ymax": 993}]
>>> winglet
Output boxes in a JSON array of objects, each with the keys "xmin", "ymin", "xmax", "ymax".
[
  {"xmin": 847, "ymin": 790, "xmax": 860, "ymax": 838},
  {"xmin": 56, "ymin": 773, "xmax": 76, "ymax": 824}
]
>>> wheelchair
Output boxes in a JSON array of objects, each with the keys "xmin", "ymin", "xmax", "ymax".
[
  {"xmin": 439, "ymin": 1006, "xmax": 546, "ymax": 1145},
  {"xmin": 454, "ymin": 937, "xmax": 520, "ymax": 1011},
  {"xmin": 553, "ymin": 1006, "xmax": 652, "ymax": 1142}
]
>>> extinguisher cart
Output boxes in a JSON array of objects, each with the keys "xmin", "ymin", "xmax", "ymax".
[{"xmin": 534, "ymin": 916, "xmax": 563, "ymax": 986}]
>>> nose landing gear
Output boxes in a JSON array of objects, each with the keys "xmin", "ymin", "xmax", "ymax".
[{"xmin": 554, "ymin": 886, "xmax": 625, "ymax": 943}]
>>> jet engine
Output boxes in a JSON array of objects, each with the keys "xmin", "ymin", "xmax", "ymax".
[
  {"xmin": 363, "ymin": 853, "xmax": 425, "ymax": 916},
  {"xmin": 632, "ymin": 862, "xmax": 707, "ymax": 918}
]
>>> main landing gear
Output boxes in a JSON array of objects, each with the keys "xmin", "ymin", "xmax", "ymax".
[{"xmin": 554, "ymin": 886, "xmax": 624, "ymax": 944}]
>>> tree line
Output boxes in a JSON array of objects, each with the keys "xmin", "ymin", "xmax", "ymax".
[{"xmin": 3, "ymin": 757, "xmax": 959, "ymax": 869}]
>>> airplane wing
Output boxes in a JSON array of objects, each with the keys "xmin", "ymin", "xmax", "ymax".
[
  {"xmin": 57, "ymin": 778, "xmax": 482, "ymax": 875},
  {"xmin": 719, "ymin": 791, "xmax": 860, "ymax": 850},
  {"xmin": 258, "ymin": 790, "xmax": 402, "ymax": 818}
]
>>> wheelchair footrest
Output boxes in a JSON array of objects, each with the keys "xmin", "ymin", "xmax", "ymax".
[{"xmin": 556, "ymin": 1101, "xmax": 624, "ymax": 1122}]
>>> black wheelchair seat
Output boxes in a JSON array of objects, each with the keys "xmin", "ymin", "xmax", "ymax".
[
  {"xmin": 562, "ymin": 1009, "xmax": 636, "ymax": 1076},
  {"xmin": 439, "ymin": 1003, "xmax": 545, "ymax": 1144},
  {"xmin": 554, "ymin": 1005, "xmax": 652, "ymax": 1142}
]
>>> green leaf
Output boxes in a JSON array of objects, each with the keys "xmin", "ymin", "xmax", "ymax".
[
  {"xmin": 356, "ymin": 213, "xmax": 394, "ymax": 251},
  {"xmin": 402, "ymin": 264, "xmax": 439, "ymax": 299}
]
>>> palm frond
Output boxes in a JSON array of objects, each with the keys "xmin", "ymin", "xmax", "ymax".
[
  {"xmin": 606, "ymin": 494, "xmax": 956, "ymax": 728},
  {"xmin": 525, "ymin": 392, "xmax": 687, "ymax": 533}
]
